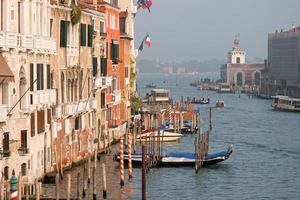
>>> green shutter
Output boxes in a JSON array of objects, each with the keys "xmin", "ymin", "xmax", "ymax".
[
  {"xmin": 30, "ymin": 64, "xmax": 34, "ymax": 91},
  {"xmin": 110, "ymin": 43, "xmax": 114, "ymax": 60},
  {"xmin": 88, "ymin": 24, "xmax": 93, "ymax": 47},
  {"xmin": 92, "ymin": 57, "xmax": 97, "ymax": 77},
  {"xmin": 60, "ymin": 21, "xmax": 68, "ymax": 47},
  {"xmin": 115, "ymin": 44, "xmax": 119, "ymax": 60},
  {"xmin": 80, "ymin": 24, "xmax": 86, "ymax": 46}
]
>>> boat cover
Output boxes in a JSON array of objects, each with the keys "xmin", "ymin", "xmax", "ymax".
[{"xmin": 165, "ymin": 150, "xmax": 228, "ymax": 160}]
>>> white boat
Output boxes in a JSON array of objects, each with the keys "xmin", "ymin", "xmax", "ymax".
[
  {"xmin": 137, "ymin": 129, "xmax": 183, "ymax": 142},
  {"xmin": 271, "ymin": 95, "xmax": 300, "ymax": 112}
]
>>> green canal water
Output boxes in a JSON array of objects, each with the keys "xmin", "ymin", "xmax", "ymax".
[{"xmin": 128, "ymin": 73, "xmax": 300, "ymax": 200}]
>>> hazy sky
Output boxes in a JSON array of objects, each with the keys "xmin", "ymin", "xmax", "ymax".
[{"xmin": 134, "ymin": 0, "xmax": 300, "ymax": 62}]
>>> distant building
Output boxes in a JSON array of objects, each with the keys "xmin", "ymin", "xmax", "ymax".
[
  {"xmin": 267, "ymin": 26, "xmax": 300, "ymax": 97},
  {"xmin": 220, "ymin": 35, "xmax": 266, "ymax": 90}
]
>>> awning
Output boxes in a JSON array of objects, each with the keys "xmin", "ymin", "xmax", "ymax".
[{"xmin": 0, "ymin": 54, "xmax": 14, "ymax": 83}]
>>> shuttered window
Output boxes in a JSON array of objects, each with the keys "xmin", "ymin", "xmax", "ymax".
[
  {"xmin": 21, "ymin": 130, "xmax": 27, "ymax": 149},
  {"xmin": 47, "ymin": 108, "xmax": 51, "ymax": 125},
  {"xmin": 80, "ymin": 24, "xmax": 86, "ymax": 46},
  {"xmin": 37, "ymin": 110, "xmax": 45, "ymax": 134},
  {"xmin": 88, "ymin": 24, "xmax": 93, "ymax": 47},
  {"xmin": 92, "ymin": 57, "xmax": 98, "ymax": 77},
  {"xmin": 47, "ymin": 64, "xmax": 51, "ymax": 89},
  {"xmin": 60, "ymin": 20, "xmax": 68, "ymax": 47},
  {"xmin": 100, "ymin": 21, "xmax": 105, "ymax": 34},
  {"xmin": 30, "ymin": 64, "xmax": 34, "ymax": 91},
  {"xmin": 3, "ymin": 132, "xmax": 9, "ymax": 152},
  {"xmin": 31, "ymin": 113, "xmax": 35, "ymax": 137},
  {"xmin": 37, "ymin": 64, "xmax": 44, "ymax": 90},
  {"xmin": 75, "ymin": 116, "xmax": 81, "ymax": 130},
  {"xmin": 110, "ymin": 42, "xmax": 119, "ymax": 64},
  {"xmin": 100, "ymin": 58, "xmax": 107, "ymax": 76}
]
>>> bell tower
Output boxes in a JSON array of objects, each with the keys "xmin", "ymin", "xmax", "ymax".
[{"xmin": 228, "ymin": 34, "xmax": 246, "ymax": 64}]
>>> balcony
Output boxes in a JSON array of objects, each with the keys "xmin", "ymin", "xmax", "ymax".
[
  {"xmin": 0, "ymin": 105, "xmax": 9, "ymax": 123},
  {"xmin": 30, "ymin": 89, "xmax": 57, "ymax": 110},
  {"xmin": 18, "ymin": 147, "xmax": 29, "ymax": 156},
  {"xmin": 94, "ymin": 76, "xmax": 112, "ymax": 89},
  {"xmin": 125, "ymin": 77, "xmax": 130, "ymax": 85},
  {"xmin": 113, "ymin": 90, "xmax": 121, "ymax": 103},
  {"xmin": 100, "ymin": 32, "xmax": 107, "ymax": 38},
  {"xmin": 63, "ymin": 98, "xmax": 95, "ymax": 117},
  {"xmin": 0, "ymin": 149, "xmax": 10, "ymax": 158},
  {"xmin": 0, "ymin": 31, "xmax": 56, "ymax": 53}
]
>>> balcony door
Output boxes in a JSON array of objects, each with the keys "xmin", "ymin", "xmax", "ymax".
[{"xmin": 19, "ymin": 66, "xmax": 27, "ymax": 110}]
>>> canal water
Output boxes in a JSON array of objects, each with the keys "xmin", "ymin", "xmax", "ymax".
[{"xmin": 43, "ymin": 73, "xmax": 300, "ymax": 200}]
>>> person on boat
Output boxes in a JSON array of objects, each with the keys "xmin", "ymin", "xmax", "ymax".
[{"xmin": 207, "ymin": 96, "xmax": 210, "ymax": 103}]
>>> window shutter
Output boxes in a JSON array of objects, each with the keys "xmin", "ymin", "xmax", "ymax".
[
  {"xmin": 110, "ymin": 43, "xmax": 114, "ymax": 60},
  {"xmin": 80, "ymin": 24, "xmax": 87, "ymax": 46},
  {"xmin": 92, "ymin": 57, "xmax": 98, "ymax": 77},
  {"xmin": 101, "ymin": 58, "xmax": 107, "ymax": 76},
  {"xmin": 41, "ymin": 64, "xmax": 44, "ymax": 90},
  {"xmin": 60, "ymin": 20, "xmax": 67, "ymax": 47},
  {"xmin": 88, "ymin": 24, "xmax": 93, "ymax": 47},
  {"xmin": 47, "ymin": 64, "xmax": 51, "ymax": 89},
  {"xmin": 31, "ymin": 113, "xmax": 35, "ymax": 137},
  {"xmin": 115, "ymin": 44, "xmax": 119, "ymax": 60}
]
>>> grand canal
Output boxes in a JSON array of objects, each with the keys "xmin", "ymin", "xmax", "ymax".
[{"xmin": 43, "ymin": 73, "xmax": 300, "ymax": 200}]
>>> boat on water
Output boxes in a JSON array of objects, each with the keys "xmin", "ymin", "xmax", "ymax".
[
  {"xmin": 137, "ymin": 129, "xmax": 183, "ymax": 142},
  {"xmin": 271, "ymin": 95, "xmax": 300, "ymax": 112},
  {"xmin": 216, "ymin": 101, "xmax": 225, "ymax": 108},
  {"xmin": 217, "ymin": 83, "xmax": 231, "ymax": 93},
  {"xmin": 145, "ymin": 83, "xmax": 157, "ymax": 89},
  {"xmin": 115, "ymin": 145, "xmax": 233, "ymax": 167},
  {"xmin": 185, "ymin": 97, "xmax": 210, "ymax": 105}
]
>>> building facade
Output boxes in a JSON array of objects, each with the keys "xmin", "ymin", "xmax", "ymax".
[
  {"xmin": 0, "ymin": 0, "xmax": 136, "ymax": 189},
  {"xmin": 267, "ymin": 26, "xmax": 300, "ymax": 97}
]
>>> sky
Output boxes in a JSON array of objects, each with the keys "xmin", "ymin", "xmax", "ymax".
[{"xmin": 134, "ymin": 0, "xmax": 300, "ymax": 62}]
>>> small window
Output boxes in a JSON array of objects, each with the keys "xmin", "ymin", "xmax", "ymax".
[
  {"xmin": 4, "ymin": 166, "xmax": 9, "ymax": 180},
  {"xmin": 80, "ymin": 24, "xmax": 87, "ymax": 46},
  {"xmin": 236, "ymin": 57, "xmax": 240, "ymax": 64},
  {"xmin": 75, "ymin": 116, "xmax": 81, "ymax": 130},
  {"xmin": 21, "ymin": 163, "xmax": 27, "ymax": 176},
  {"xmin": 60, "ymin": 20, "xmax": 68, "ymax": 47}
]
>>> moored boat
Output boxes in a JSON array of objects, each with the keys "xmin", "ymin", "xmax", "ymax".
[
  {"xmin": 137, "ymin": 129, "xmax": 183, "ymax": 142},
  {"xmin": 114, "ymin": 145, "xmax": 233, "ymax": 167}
]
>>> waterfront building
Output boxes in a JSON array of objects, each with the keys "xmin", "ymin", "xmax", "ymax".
[
  {"xmin": 220, "ymin": 35, "xmax": 266, "ymax": 90},
  {"xmin": 267, "ymin": 26, "xmax": 300, "ymax": 97},
  {"xmin": 0, "ymin": 0, "xmax": 56, "ymax": 182},
  {"xmin": 0, "ymin": 0, "xmax": 136, "ymax": 186}
]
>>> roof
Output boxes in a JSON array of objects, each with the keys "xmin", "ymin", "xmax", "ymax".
[
  {"xmin": 151, "ymin": 89, "xmax": 169, "ymax": 93},
  {"xmin": 272, "ymin": 95, "xmax": 300, "ymax": 102},
  {"xmin": 228, "ymin": 63, "xmax": 265, "ymax": 68},
  {"xmin": 0, "ymin": 54, "xmax": 14, "ymax": 83}
]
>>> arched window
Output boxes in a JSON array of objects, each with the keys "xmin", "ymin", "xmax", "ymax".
[
  {"xmin": 236, "ymin": 57, "xmax": 240, "ymax": 64},
  {"xmin": 237, "ymin": 72, "xmax": 243, "ymax": 86},
  {"xmin": 19, "ymin": 67, "xmax": 27, "ymax": 110},
  {"xmin": 254, "ymin": 72, "xmax": 260, "ymax": 86}
]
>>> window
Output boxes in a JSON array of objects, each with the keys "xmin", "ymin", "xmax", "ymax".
[
  {"xmin": 0, "ymin": 0, "xmax": 3, "ymax": 31},
  {"xmin": 125, "ymin": 66, "xmax": 129, "ymax": 78},
  {"xmin": 93, "ymin": 57, "xmax": 98, "ymax": 77},
  {"xmin": 88, "ymin": 24, "xmax": 93, "ymax": 47},
  {"xmin": 110, "ymin": 41, "xmax": 119, "ymax": 64},
  {"xmin": 100, "ymin": 21, "xmax": 105, "ymax": 35},
  {"xmin": 37, "ymin": 64, "xmax": 44, "ymax": 90},
  {"xmin": 61, "ymin": 73, "xmax": 65, "ymax": 103},
  {"xmin": 21, "ymin": 130, "xmax": 27, "ymax": 149},
  {"xmin": 80, "ymin": 24, "xmax": 86, "ymax": 46},
  {"xmin": 30, "ymin": 64, "xmax": 34, "ymax": 91},
  {"xmin": 21, "ymin": 163, "xmax": 27, "ymax": 176},
  {"xmin": 110, "ymin": 15, "xmax": 116, "ymax": 29},
  {"xmin": 47, "ymin": 108, "xmax": 51, "ymax": 125},
  {"xmin": 100, "ymin": 58, "xmax": 107, "ymax": 76},
  {"xmin": 31, "ymin": 113, "xmax": 35, "ymax": 136},
  {"xmin": 101, "ymin": 91, "xmax": 105, "ymax": 108},
  {"xmin": 120, "ymin": 17, "xmax": 126, "ymax": 33},
  {"xmin": 3, "ymin": 132, "xmax": 9, "ymax": 152},
  {"xmin": 47, "ymin": 64, "xmax": 51, "ymax": 89},
  {"xmin": 75, "ymin": 116, "xmax": 81, "ymax": 130},
  {"xmin": 50, "ymin": 19, "xmax": 53, "ymax": 37},
  {"xmin": 4, "ymin": 166, "xmax": 9, "ymax": 180},
  {"xmin": 37, "ymin": 110, "xmax": 45, "ymax": 134},
  {"xmin": 60, "ymin": 20, "xmax": 68, "ymax": 47},
  {"xmin": 236, "ymin": 57, "xmax": 240, "ymax": 64}
]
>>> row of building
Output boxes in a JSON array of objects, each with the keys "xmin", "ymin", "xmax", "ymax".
[
  {"xmin": 220, "ymin": 26, "xmax": 300, "ymax": 97},
  {"xmin": 0, "ymin": 0, "xmax": 137, "ymax": 184}
]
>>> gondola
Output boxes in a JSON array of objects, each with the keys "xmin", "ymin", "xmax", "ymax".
[{"xmin": 114, "ymin": 145, "xmax": 233, "ymax": 167}]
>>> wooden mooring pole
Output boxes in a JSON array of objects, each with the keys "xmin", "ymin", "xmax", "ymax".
[
  {"xmin": 102, "ymin": 163, "xmax": 107, "ymax": 199},
  {"xmin": 209, "ymin": 107, "xmax": 212, "ymax": 131},
  {"xmin": 67, "ymin": 174, "xmax": 71, "ymax": 200},
  {"xmin": 77, "ymin": 173, "xmax": 80, "ymax": 200},
  {"xmin": 142, "ymin": 144, "xmax": 147, "ymax": 200},
  {"xmin": 93, "ymin": 150, "xmax": 97, "ymax": 200},
  {"xmin": 55, "ymin": 173, "xmax": 59, "ymax": 200}
]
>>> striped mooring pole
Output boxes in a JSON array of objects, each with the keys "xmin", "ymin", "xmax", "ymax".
[
  {"xmin": 120, "ymin": 138, "xmax": 125, "ymax": 186},
  {"xmin": 128, "ymin": 133, "xmax": 133, "ymax": 179},
  {"xmin": 10, "ymin": 170, "xmax": 18, "ymax": 200}
]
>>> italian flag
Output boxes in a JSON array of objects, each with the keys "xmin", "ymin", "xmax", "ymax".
[{"xmin": 145, "ymin": 34, "xmax": 151, "ymax": 47}]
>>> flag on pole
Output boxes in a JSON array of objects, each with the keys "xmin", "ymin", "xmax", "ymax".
[
  {"xmin": 137, "ymin": 0, "xmax": 153, "ymax": 13},
  {"xmin": 138, "ymin": 34, "xmax": 151, "ymax": 52}
]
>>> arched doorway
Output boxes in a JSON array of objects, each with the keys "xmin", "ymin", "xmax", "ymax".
[
  {"xmin": 19, "ymin": 67, "xmax": 27, "ymax": 110},
  {"xmin": 254, "ymin": 72, "xmax": 260, "ymax": 86},
  {"xmin": 236, "ymin": 72, "xmax": 243, "ymax": 87}
]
